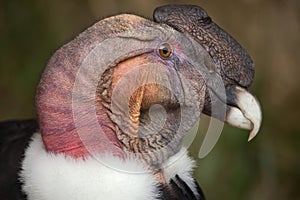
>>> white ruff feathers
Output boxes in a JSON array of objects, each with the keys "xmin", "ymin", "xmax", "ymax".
[{"xmin": 20, "ymin": 134, "xmax": 197, "ymax": 200}]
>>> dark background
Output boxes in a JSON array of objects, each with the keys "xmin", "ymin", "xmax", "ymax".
[{"xmin": 0, "ymin": 0, "xmax": 299, "ymax": 199}]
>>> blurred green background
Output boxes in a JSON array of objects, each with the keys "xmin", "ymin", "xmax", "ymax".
[{"xmin": 0, "ymin": 0, "xmax": 299, "ymax": 199}]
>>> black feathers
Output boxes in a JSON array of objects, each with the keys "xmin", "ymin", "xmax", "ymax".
[
  {"xmin": 0, "ymin": 119, "xmax": 38, "ymax": 200},
  {"xmin": 159, "ymin": 175, "xmax": 205, "ymax": 200}
]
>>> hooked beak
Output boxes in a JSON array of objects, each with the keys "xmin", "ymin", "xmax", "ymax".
[{"xmin": 224, "ymin": 86, "xmax": 262, "ymax": 141}]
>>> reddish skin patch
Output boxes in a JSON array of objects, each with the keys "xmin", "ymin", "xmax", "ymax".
[{"xmin": 36, "ymin": 15, "xmax": 150, "ymax": 159}]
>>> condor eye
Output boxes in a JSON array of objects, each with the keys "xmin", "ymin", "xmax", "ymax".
[{"xmin": 157, "ymin": 43, "xmax": 172, "ymax": 59}]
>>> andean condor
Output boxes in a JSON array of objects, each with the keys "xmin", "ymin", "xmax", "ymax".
[{"xmin": 0, "ymin": 5, "xmax": 262, "ymax": 200}]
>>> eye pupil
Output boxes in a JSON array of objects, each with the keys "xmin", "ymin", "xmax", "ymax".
[
  {"xmin": 162, "ymin": 48, "xmax": 168, "ymax": 55},
  {"xmin": 158, "ymin": 43, "xmax": 172, "ymax": 58}
]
